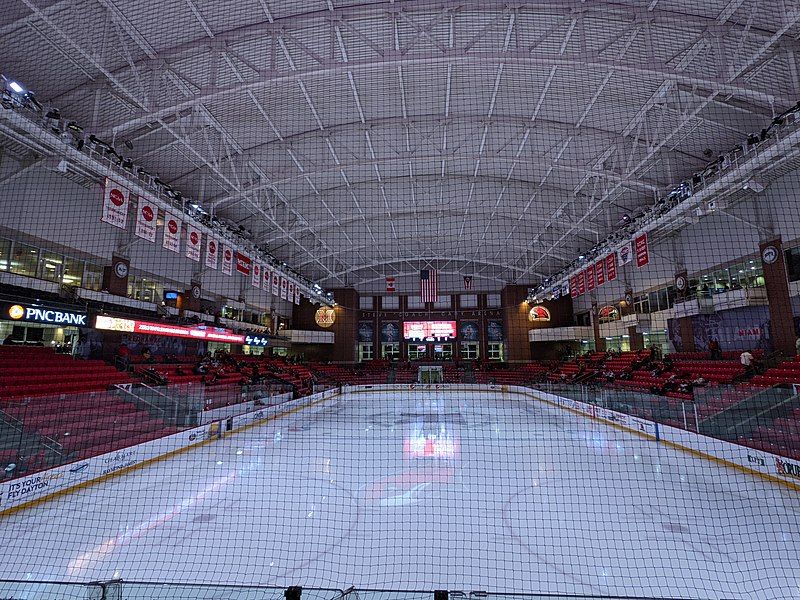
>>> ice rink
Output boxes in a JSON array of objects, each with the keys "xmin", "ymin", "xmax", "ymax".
[{"xmin": 1, "ymin": 389, "xmax": 798, "ymax": 599}]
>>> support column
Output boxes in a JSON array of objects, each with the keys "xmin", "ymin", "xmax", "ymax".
[
  {"xmin": 592, "ymin": 302, "xmax": 606, "ymax": 352},
  {"xmin": 677, "ymin": 317, "xmax": 696, "ymax": 352},
  {"xmin": 760, "ymin": 238, "xmax": 796, "ymax": 355},
  {"xmin": 628, "ymin": 326, "xmax": 644, "ymax": 351},
  {"xmin": 501, "ymin": 285, "xmax": 531, "ymax": 362}
]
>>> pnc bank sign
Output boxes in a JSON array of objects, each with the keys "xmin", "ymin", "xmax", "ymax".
[{"xmin": 4, "ymin": 303, "xmax": 88, "ymax": 326}]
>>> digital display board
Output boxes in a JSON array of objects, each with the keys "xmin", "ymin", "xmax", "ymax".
[
  {"xmin": 95, "ymin": 316, "xmax": 246, "ymax": 344},
  {"xmin": 403, "ymin": 321, "xmax": 457, "ymax": 341}
]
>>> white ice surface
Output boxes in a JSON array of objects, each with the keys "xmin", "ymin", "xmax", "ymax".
[{"xmin": 1, "ymin": 390, "xmax": 798, "ymax": 599}]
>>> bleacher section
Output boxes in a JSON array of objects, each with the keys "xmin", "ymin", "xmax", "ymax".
[
  {"xmin": 751, "ymin": 355, "xmax": 800, "ymax": 387},
  {"xmin": 4, "ymin": 393, "xmax": 178, "ymax": 461},
  {"xmin": 0, "ymin": 346, "xmax": 131, "ymax": 399}
]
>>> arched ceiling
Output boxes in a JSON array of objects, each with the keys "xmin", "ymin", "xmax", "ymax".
[{"xmin": 2, "ymin": 0, "xmax": 799, "ymax": 292}]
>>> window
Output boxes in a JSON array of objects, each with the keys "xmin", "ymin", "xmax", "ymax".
[
  {"xmin": 787, "ymin": 247, "xmax": 800, "ymax": 282},
  {"xmin": 63, "ymin": 256, "xmax": 84, "ymax": 286},
  {"xmin": 433, "ymin": 296, "xmax": 451, "ymax": 309},
  {"xmin": 358, "ymin": 343, "xmax": 373, "ymax": 362},
  {"xmin": 487, "ymin": 342, "xmax": 504, "ymax": 361},
  {"xmin": 359, "ymin": 296, "xmax": 374, "ymax": 310},
  {"xmin": 460, "ymin": 294, "xmax": 478, "ymax": 308},
  {"xmin": 381, "ymin": 295, "xmax": 400, "ymax": 310},
  {"xmin": 381, "ymin": 343, "xmax": 400, "ymax": 360},
  {"xmin": 575, "ymin": 311, "xmax": 591, "ymax": 326},
  {"xmin": 11, "ymin": 242, "xmax": 38, "ymax": 277},
  {"xmin": 39, "ymin": 251, "xmax": 63, "ymax": 282},
  {"xmin": 461, "ymin": 342, "xmax": 479, "ymax": 360},
  {"xmin": 83, "ymin": 262, "xmax": 104, "ymax": 291},
  {"xmin": 486, "ymin": 294, "xmax": 501, "ymax": 308},
  {"xmin": 634, "ymin": 295, "xmax": 649, "ymax": 314},
  {"xmin": 408, "ymin": 345, "xmax": 427, "ymax": 360},
  {"xmin": 0, "ymin": 239, "xmax": 10, "ymax": 271},
  {"xmin": 407, "ymin": 296, "xmax": 425, "ymax": 309}
]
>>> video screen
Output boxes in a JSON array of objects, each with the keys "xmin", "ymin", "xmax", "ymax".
[{"xmin": 403, "ymin": 321, "xmax": 456, "ymax": 341}]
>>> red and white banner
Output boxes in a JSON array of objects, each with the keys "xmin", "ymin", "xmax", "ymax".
[
  {"xmin": 576, "ymin": 270, "xmax": 586, "ymax": 295},
  {"xmin": 205, "ymin": 238, "xmax": 219, "ymax": 270},
  {"xmin": 634, "ymin": 233, "xmax": 650, "ymax": 267},
  {"xmin": 251, "ymin": 263, "xmax": 261, "ymax": 288},
  {"xmin": 101, "ymin": 178, "xmax": 130, "ymax": 230},
  {"xmin": 185, "ymin": 225, "xmax": 201, "ymax": 262},
  {"xmin": 163, "ymin": 212, "xmax": 182, "ymax": 253},
  {"xmin": 606, "ymin": 253, "xmax": 618, "ymax": 282},
  {"xmin": 272, "ymin": 273, "xmax": 280, "ymax": 296},
  {"xmin": 134, "ymin": 197, "xmax": 157, "ymax": 242},
  {"xmin": 386, "ymin": 277, "xmax": 396, "ymax": 293},
  {"xmin": 95, "ymin": 315, "xmax": 244, "ymax": 344},
  {"xmin": 263, "ymin": 267, "xmax": 270, "ymax": 291},
  {"xmin": 618, "ymin": 242, "xmax": 633, "ymax": 266},
  {"xmin": 595, "ymin": 259, "xmax": 605, "ymax": 286},
  {"xmin": 287, "ymin": 281, "xmax": 295, "ymax": 302},
  {"xmin": 569, "ymin": 275, "xmax": 578, "ymax": 298},
  {"xmin": 221, "ymin": 246, "xmax": 234, "ymax": 276},
  {"xmin": 280, "ymin": 277, "xmax": 288, "ymax": 300},
  {"xmin": 236, "ymin": 252, "xmax": 251, "ymax": 276},
  {"xmin": 586, "ymin": 264, "xmax": 596, "ymax": 292},
  {"xmin": 294, "ymin": 287, "xmax": 301, "ymax": 305}
]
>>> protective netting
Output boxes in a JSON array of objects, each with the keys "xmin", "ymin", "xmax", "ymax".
[{"xmin": 1, "ymin": 1, "xmax": 800, "ymax": 598}]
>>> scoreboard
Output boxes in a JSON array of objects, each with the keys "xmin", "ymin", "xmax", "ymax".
[{"xmin": 403, "ymin": 321, "xmax": 456, "ymax": 341}]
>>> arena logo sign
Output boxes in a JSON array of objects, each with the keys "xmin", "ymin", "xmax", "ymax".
[{"xmin": 4, "ymin": 303, "xmax": 87, "ymax": 326}]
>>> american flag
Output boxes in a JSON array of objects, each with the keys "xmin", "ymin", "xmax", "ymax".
[{"xmin": 420, "ymin": 269, "xmax": 438, "ymax": 303}]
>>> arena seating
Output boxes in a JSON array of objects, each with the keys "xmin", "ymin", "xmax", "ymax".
[
  {"xmin": 474, "ymin": 362, "xmax": 549, "ymax": 385},
  {"xmin": 750, "ymin": 355, "xmax": 800, "ymax": 387},
  {"xmin": 0, "ymin": 346, "xmax": 132, "ymax": 400},
  {"xmin": 2, "ymin": 391, "xmax": 177, "ymax": 465},
  {"xmin": 668, "ymin": 358, "xmax": 745, "ymax": 384}
]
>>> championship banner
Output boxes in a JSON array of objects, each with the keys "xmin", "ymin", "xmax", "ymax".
[
  {"xmin": 185, "ymin": 225, "xmax": 201, "ymax": 262},
  {"xmin": 287, "ymin": 281, "xmax": 295, "ymax": 302},
  {"xmin": 294, "ymin": 287, "xmax": 301, "ymax": 305},
  {"xmin": 134, "ymin": 197, "xmax": 157, "ymax": 242},
  {"xmin": 205, "ymin": 238, "xmax": 219, "ymax": 270},
  {"xmin": 280, "ymin": 277, "xmax": 288, "ymax": 300},
  {"xmin": 634, "ymin": 233, "xmax": 650, "ymax": 267},
  {"xmin": 271, "ymin": 273, "xmax": 280, "ymax": 296},
  {"xmin": 236, "ymin": 252, "xmax": 251, "ymax": 276},
  {"xmin": 162, "ymin": 212, "xmax": 182, "ymax": 253},
  {"xmin": 618, "ymin": 242, "xmax": 633, "ymax": 266},
  {"xmin": 221, "ymin": 246, "xmax": 234, "ymax": 276},
  {"xmin": 576, "ymin": 270, "xmax": 586, "ymax": 295},
  {"xmin": 251, "ymin": 263, "xmax": 261, "ymax": 288},
  {"xmin": 586, "ymin": 264, "xmax": 596, "ymax": 292},
  {"xmin": 386, "ymin": 277, "xmax": 396, "ymax": 293},
  {"xmin": 569, "ymin": 275, "xmax": 578, "ymax": 298},
  {"xmin": 263, "ymin": 267, "xmax": 270, "ymax": 291},
  {"xmin": 595, "ymin": 259, "xmax": 605, "ymax": 286},
  {"xmin": 561, "ymin": 281, "xmax": 570, "ymax": 297},
  {"xmin": 606, "ymin": 252, "xmax": 617, "ymax": 282},
  {"xmin": 101, "ymin": 178, "xmax": 130, "ymax": 229}
]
